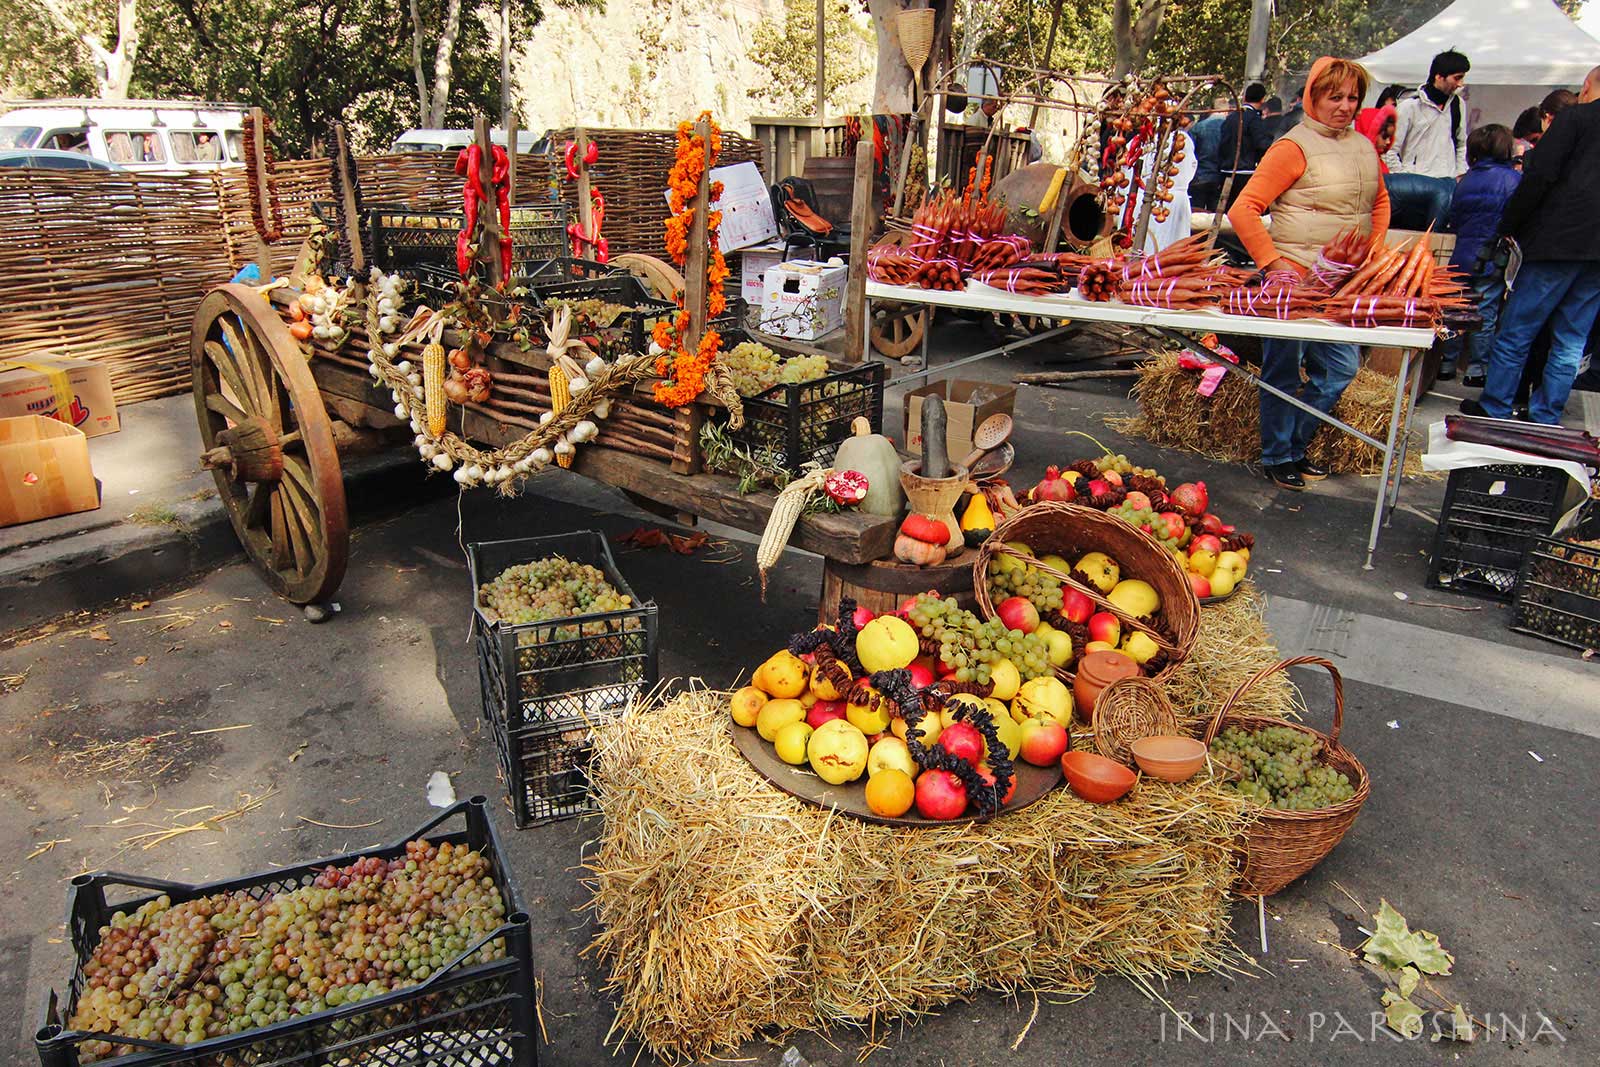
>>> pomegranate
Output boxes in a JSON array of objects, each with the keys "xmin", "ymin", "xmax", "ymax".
[
  {"xmin": 1086, "ymin": 478, "xmax": 1112, "ymax": 498},
  {"xmin": 1168, "ymin": 481, "xmax": 1209, "ymax": 516},
  {"xmin": 1032, "ymin": 466, "xmax": 1076, "ymax": 503},
  {"xmin": 915, "ymin": 770, "xmax": 969, "ymax": 820},
  {"xmin": 996, "ymin": 596, "xmax": 1041, "ymax": 634},
  {"xmin": 851, "ymin": 605, "xmax": 876, "ymax": 630},
  {"xmin": 939, "ymin": 721, "xmax": 985, "ymax": 765},
  {"xmin": 1200, "ymin": 512, "xmax": 1236, "ymax": 535},
  {"xmin": 824, "ymin": 469, "xmax": 869, "ymax": 507},
  {"xmin": 806, "ymin": 701, "xmax": 847, "ymax": 729}
]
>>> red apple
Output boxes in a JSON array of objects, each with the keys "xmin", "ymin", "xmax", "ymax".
[
  {"xmin": 975, "ymin": 763, "xmax": 1017, "ymax": 805},
  {"xmin": 806, "ymin": 700, "xmax": 847, "ymax": 730},
  {"xmin": 1189, "ymin": 533, "xmax": 1223, "ymax": 556},
  {"xmin": 1087, "ymin": 611, "xmax": 1122, "ymax": 646},
  {"xmin": 907, "ymin": 661, "xmax": 936, "ymax": 689},
  {"xmin": 1185, "ymin": 571, "xmax": 1212, "ymax": 599},
  {"xmin": 939, "ymin": 721, "xmax": 985, "ymax": 765},
  {"xmin": 937, "ymin": 658, "xmax": 960, "ymax": 678},
  {"xmin": 1018, "ymin": 717, "xmax": 1069, "ymax": 766},
  {"xmin": 1086, "ymin": 478, "xmax": 1112, "ymax": 497},
  {"xmin": 996, "ymin": 596, "xmax": 1041, "ymax": 634},
  {"xmin": 1062, "ymin": 588, "xmax": 1095, "ymax": 624},
  {"xmin": 1123, "ymin": 490, "xmax": 1152, "ymax": 511},
  {"xmin": 915, "ymin": 770, "xmax": 969, "ymax": 820},
  {"xmin": 1101, "ymin": 469, "xmax": 1123, "ymax": 487},
  {"xmin": 851, "ymin": 605, "xmax": 876, "ymax": 630},
  {"xmin": 1156, "ymin": 511, "xmax": 1187, "ymax": 541}
]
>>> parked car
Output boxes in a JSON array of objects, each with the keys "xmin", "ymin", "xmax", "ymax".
[
  {"xmin": 391, "ymin": 128, "xmax": 548, "ymax": 154},
  {"xmin": 0, "ymin": 99, "xmax": 249, "ymax": 173},
  {"xmin": 0, "ymin": 149, "xmax": 123, "ymax": 171}
]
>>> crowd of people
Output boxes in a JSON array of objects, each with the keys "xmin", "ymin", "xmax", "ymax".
[{"xmin": 1191, "ymin": 51, "xmax": 1600, "ymax": 487}]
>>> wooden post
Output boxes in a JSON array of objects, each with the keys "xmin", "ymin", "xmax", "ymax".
[
  {"xmin": 331, "ymin": 122, "xmax": 366, "ymax": 274},
  {"xmin": 575, "ymin": 126, "xmax": 593, "ymax": 259},
  {"xmin": 474, "ymin": 115, "xmax": 504, "ymax": 287},
  {"xmin": 682, "ymin": 117, "xmax": 713, "ymax": 355},
  {"xmin": 246, "ymin": 106, "xmax": 275, "ymax": 271},
  {"xmin": 506, "ymin": 113, "xmax": 518, "ymax": 207},
  {"xmin": 843, "ymin": 138, "xmax": 875, "ymax": 362}
]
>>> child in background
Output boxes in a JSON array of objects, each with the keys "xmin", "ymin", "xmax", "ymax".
[{"xmin": 1441, "ymin": 124, "xmax": 1520, "ymax": 385}]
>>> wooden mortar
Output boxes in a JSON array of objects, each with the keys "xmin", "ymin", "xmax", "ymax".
[{"xmin": 900, "ymin": 460, "xmax": 969, "ymax": 555}]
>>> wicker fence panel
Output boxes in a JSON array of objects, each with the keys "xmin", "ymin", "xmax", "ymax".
[{"xmin": 0, "ymin": 169, "xmax": 232, "ymax": 404}]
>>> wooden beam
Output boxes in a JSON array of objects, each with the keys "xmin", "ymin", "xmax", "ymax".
[
  {"xmin": 683, "ymin": 117, "xmax": 713, "ymax": 353},
  {"xmin": 844, "ymin": 138, "xmax": 875, "ymax": 362},
  {"xmin": 506, "ymin": 112, "xmax": 518, "ymax": 206},
  {"xmin": 474, "ymin": 115, "xmax": 504, "ymax": 288},
  {"xmin": 331, "ymin": 122, "xmax": 366, "ymax": 274},
  {"xmin": 575, "ymin": 126, "xmax": 593, "ymax": 256}
]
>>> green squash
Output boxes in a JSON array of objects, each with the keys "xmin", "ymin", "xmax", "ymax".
[{"xmin": 831, "ymin": 417, "xmax": 904, "ymax": 517}]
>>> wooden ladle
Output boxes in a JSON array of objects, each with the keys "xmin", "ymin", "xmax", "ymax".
[{"xmin": 955, "ymin": 413, "xmax": 1014, "ymax": 470}]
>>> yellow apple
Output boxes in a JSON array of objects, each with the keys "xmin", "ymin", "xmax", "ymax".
[
  {"xmin": 1188, "ymin": 549, "xmax": 1218, "ymax": 577},
  {"xmin": 1216, "ymin": 550, "xmax": 1248, "ymax": 581},
  {"xmin": 1207, "ymin": 566, "xmax": 1238, "ymax": 597},
  {"xmin": 988, "ymin": 658, "xmax": 1021, "ymax": 701},
  {"xmin": 1121, "ymin": 630, "xmax": 1160, "ymax": 665},
  {"xmin": 868, "ymin": 736, "xmax": 918, "ymax": 778}
]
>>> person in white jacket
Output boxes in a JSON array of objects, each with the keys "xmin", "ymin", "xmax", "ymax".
[{"xmin": 1384, "ymin": 49, "xmax": 1470, "ymax": 229}]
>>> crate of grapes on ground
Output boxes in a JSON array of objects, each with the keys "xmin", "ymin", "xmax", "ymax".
[
  {"xmin": 716, "ymin": 337, "xmax": 887, "ymax": 474},
  {"xmin": 36, "ymin": 797, "xmax": 537, "ymax": 1067},
  {"xmin": 470, "ymin": 532, "xmax": 659, "ymax": 827}
]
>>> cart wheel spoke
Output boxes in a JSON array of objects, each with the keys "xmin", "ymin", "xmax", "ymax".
[{"xmin": 191, "ymin": 285, "xmax": 348, "ymax": 605}]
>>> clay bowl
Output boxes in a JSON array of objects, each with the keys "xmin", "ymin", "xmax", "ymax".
[
  {"xmin": 1130, "ymin": 735, "xmax": 1207, "ymax": 783},
  {"xmin": 1060, "ymin": 750, "xmax": 1137, "ymax": 804}
]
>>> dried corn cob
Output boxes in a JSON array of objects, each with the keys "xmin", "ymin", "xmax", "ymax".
[
  {"xmin": 423, "ymin": 339, "xmax": 447, "ymax": 436},
  {"xmin": 756, "ymin": 469, "xmax": 828, "ymax": 599},
  {"xmin": 548, "ymin": 361, "xmax": 574, "ymax": 468}
]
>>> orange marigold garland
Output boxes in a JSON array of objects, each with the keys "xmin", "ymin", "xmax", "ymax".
[{"xmin": 653, "ymin": 112, "xmax": 730, "ymax": 407}]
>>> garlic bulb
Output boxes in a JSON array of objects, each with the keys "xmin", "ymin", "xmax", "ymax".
[
  {"xmin": 433, "ymin": 453, "xmax": 454, "ymax": 471},
  {"xmin": 585, "ymin": 355, "xmax": 607, "ymax": 378},
  {"xmin": 538, "ymin": 411, "xmax": 555, "ymax": 426},
  {"xmin": 531, "ymin": 447, "xmax": 553, "ymax": 466},
  {"xmin": 593, "ymin": 398, "xmax": 612, "ymax": 419},
  {"xmin": 554, "ymin": 439, "xmax": 574, "ymax": 457},
  {"xmin": 573, "ymin": 420, "xmax": 598, "ymax": 443}
]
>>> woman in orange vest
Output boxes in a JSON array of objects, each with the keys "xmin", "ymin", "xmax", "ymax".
[{"xmin": 1228, "ymin": 57, "xmax": 1391, "ymax": 490}]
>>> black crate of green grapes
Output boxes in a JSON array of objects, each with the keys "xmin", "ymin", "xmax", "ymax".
[
  {"xmin": 720, "ymin": 338, "xmax": 887, "ymax": 474},
  {"xmin": 469, "ymin": 532, "xmax": 659, "ymax": 827},
  {"xmin": 36, "ymin": 797, "xmax": 537, "ymax": 1067}
]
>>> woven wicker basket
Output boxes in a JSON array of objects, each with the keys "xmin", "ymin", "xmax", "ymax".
[
  {"xmin": 897, "ymin": 8, "xmax": 936, "ymax": 72},
  {"xmin": 1092, "ymin": 676, "xmax": 1178, "ymax": 764},
  {"xmin": 972, "ymin": 501, "xmax": 1201, "ymax": 688},
  {"xmin": 1203, "ymin": 656, "xmax": 1370, "ymax": 896}
]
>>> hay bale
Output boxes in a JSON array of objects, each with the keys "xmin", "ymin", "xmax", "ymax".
[
  {"xmin": 585, "ymin": 690, "xmax": 1256, "ymax": 1063},
  {"xmin": 1166, "ymin": 583, "xmax": 1300, "ymax": 727},
  {"xmin": 1110, "ymin": 353, "xmax": 1425, "ymax": 475}
]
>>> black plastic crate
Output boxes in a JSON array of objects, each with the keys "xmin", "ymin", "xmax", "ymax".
[
  {"xmin": 469, "ymin": 533, "xmax": 659, "ymax": 827},
  {"xmin": 1511, "ymin": 534, "xmax": 1600, "ymax": 651},
  {"xmin": 1426, "ymin": 464, "xmax": 1567, "ymax": 600},
  {"xmin": 524, "ymin": 273, "xmax": 675, "ymax": 354},
  {"xmin": 36, "ymin": 798, "xmax": 536, "ymax": 1067},
  {"xmin": 730, "ymin": 359, "xmax": 887, "ymax": 473},
  {"xmin": 369, "ymin": 203, "xmax": 569, "ymax": 293}
]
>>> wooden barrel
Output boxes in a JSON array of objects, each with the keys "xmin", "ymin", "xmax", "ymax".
[{"xmin": 818, "ymin": 552, "xmax": 976, "ymax": 627}]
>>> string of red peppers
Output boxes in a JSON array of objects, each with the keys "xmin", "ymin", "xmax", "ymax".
[{"xmin": 454, "ymin": 143, "xmax": 512, "ymax": 281}]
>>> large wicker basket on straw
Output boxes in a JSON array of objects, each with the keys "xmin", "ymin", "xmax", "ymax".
[
  {"xmin": 1203, "ymin": 656, "xmax": 1370, "ymax": 896},
  {"xmin": 973, "ymin": 502, "xmax": 1200, "ymax": 687}
]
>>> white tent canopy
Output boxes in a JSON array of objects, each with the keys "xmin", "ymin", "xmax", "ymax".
[{"xmin": 1359, "ymin": 0, "xmax": 1600, "ymax": 123}]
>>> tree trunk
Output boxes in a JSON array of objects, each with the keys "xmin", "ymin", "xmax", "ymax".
[
  {"xmin": 866, "ymin": 0, "xmax": 913, "ymax": 113},
  {"xmin": 426, "ymin": 0, "xmax": 465, "ymax": 128},
  {"xmin": 409, "ymin": 0, "xmax": 431, "ymax": 124},
  {"xmin": 1112, "ymin": 0, "xmax": 1167, "ymax": 78},
  {"xmin": 42, "ymin": 0, "xmax": 139, "ymax": 99}
]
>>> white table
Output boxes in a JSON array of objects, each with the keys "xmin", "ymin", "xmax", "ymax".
[{"xmin": 865, "ymin": 280, "xmax": 1440, "ymax": 567}]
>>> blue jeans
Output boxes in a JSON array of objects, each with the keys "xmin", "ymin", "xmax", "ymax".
[
  {"xmin": 1259, "ymin": 339, "xmax": 1361, "ymax": 467},
  {"xmin": 1384, "ymin": 173, "xmax": 1453, "ymax": 231},
  {"xmin": 1481, "ymin": 260, "xmax": 1600, "ymax": 424},
  {"xmin": 1441, "ymin": 271, "xmax": 1505, "ymax": 377}
]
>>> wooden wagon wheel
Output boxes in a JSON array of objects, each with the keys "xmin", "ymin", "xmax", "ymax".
[
  {"xmin": 610, "ymin": 253, "xmax": 686, "ymax": 302},
  {"xmin": 190, "ymin": 284, "xmax": 348, "ymax": 605},
  {"xmin": 869, "ymin": 231, "xmax": 928, "ymax": 360}
]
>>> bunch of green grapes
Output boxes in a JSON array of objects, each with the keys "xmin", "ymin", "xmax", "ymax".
[
  {"xmin": 1092, "ymin": 452, "xmax": 1160, "ymax": 479},
  {"xmin": 721, "ymin": 341, "xmax": 784, "ymax": 396},
  {"xmin": 777, "ymin": 353, "xmax": 830, "ymax": 384},
  {"xmin": 67, "ymin": 840, "xmax": 508, "ymax": 1062},
  {"xmin": 1108, "ymin": 503, "xmax": 1181, "ymax": 548},
  {"xmin": 1210, "ymin": 725, "xmax": 1356, "ymax": 810},
  {"xmin": 480, "ymin": 556, "xmax": 634, "ymax": 635},
  {"xmin": 905, "ymin": 594, "xmax": 1054, "ymax": 686},
  {"xmin": 985, "ymin": 559, "xmax": 1065, "ymax": 616}
]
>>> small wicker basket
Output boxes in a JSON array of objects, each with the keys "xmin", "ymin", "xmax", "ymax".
[
  {"xmin": 1092, "ymin": 677, "xmax": 1179, "ymax": 764},
  {"xmin": 1203, "ymin": 656, "xmax": 1371, "ymax": 896},
  {"xmin": 972, "ymin": 501, "xmax": 1201, "ymax": 687}
]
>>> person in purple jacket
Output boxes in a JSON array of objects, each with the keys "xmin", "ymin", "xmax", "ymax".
[{"xmin": 1440, "ymin": 124, "xmax": 1519, "ymax": 384}]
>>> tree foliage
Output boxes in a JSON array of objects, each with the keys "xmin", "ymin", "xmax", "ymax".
[
  {"xmin": 747, "ymin": 0, "xmax": 872, "ymax": 115},
  {"xmin": 0, "ymin": 0, "xmax": 578, "ymax": 154}
]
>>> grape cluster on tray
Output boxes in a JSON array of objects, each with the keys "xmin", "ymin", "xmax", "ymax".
[
  {"xmin": 1209, "ymin": 725, "xmax": 1356, "ymax": 810},
  {"xmin": 68, "ymin": 840, "xmax": 508, "ymax": 1062},
  {"xmin": 905, "ymin": 594, "xmax": 1055, "ymax": 685}
]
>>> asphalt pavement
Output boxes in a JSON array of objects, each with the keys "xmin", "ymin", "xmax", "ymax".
[{"xmin": 0, "ymin": 322, "xmax": 1594, "ymax": 1065}]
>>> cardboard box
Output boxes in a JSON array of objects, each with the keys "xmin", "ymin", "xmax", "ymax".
[
  {"xmin": 1387, "ymin": 229, "xmax": 1456, "ymax": 269},
  {"xmin": 0, "ymin": 415, "xmax": 100, "ymax": 527},
  {"xmin": 0, "ymin": 356, "xmax": 119, "ymax": 438},
  {"xmin": 904, "ymin": 380, "xmax": 1018, "ymax": 461},
  {"xmin": 740, "ymin": 242, "xmax": 787, "ymax": 308},
  {"xmin": 759, "ymin": 259, "xmax": 847, "ymax": 340}
]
